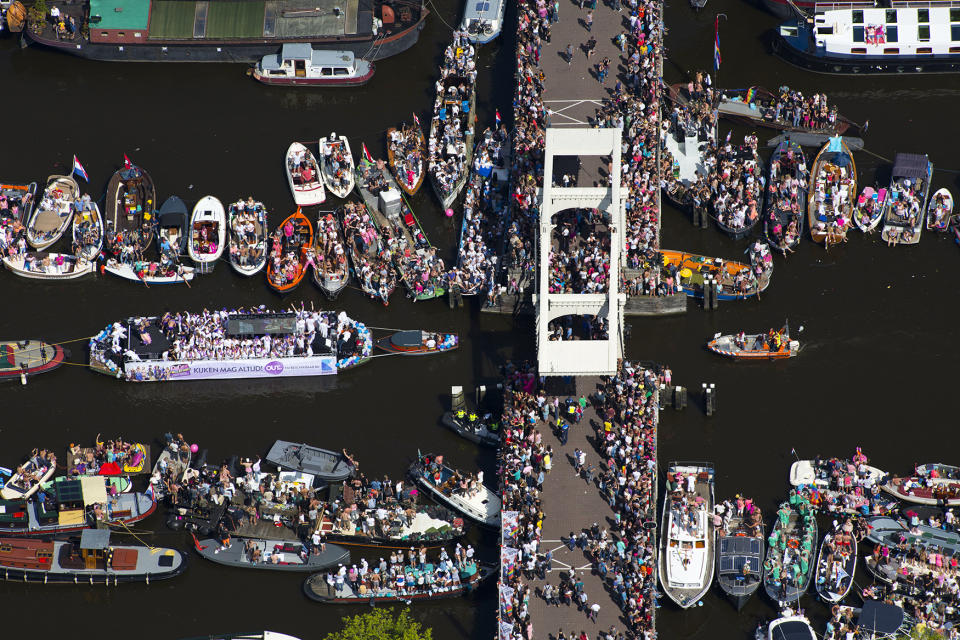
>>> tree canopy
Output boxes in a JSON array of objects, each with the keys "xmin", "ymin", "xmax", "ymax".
[{"xmin": 323, "ymin": 609, "xmax": 433, "ymax": 640}]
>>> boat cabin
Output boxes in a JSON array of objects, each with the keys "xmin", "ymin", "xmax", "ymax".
[
  {"xmin": 0, "ymin": 538, "xmax": 55, "ymax": 570},
  {"xmin": 718, "ymin": 534, "xmax": 763, "ymax": 589},
  {"xmin": 256, "ymin": 44, "xmax": 373, "ymax": 85},
  {"xmin": 460, "ymin": 0, "xmax": 505, "ymax": 43}
]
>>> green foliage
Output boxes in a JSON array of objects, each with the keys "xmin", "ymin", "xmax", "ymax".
[
  {"xmin": 324, "ymin": 609, "xmax": 433, "ymax": 640},
  {"xmin": 908, "ymin": 624, "xmax": 944, "ymax": 640},
  {"xmin": 32, "ymin": 0, "xmax": 47, "ymax": 16}
]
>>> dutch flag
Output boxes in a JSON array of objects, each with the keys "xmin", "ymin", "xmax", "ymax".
[
  {"xmin": 495, "ymin": 109, "xmax": 502, "ymax": 128},
  {"xmin": 72, "ymin": 155, "xmax": 89, "ymax": 182}
]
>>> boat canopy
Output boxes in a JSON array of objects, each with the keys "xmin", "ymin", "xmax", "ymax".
[
  {"xmin": 770, "ymin": 620, "xmax": 816, "ymax": 640},
  {"xmin": 462, "ymin": 0, "xmax": 499, "ymax": 21},
  {"xmin": 856, "ymin": 602, "xmax": 905, "ymax": 637},
  {"xmin": 157, "ymin": 197, "xmax": 188, "ymax": 227},
  {"xmin": 892, "ymin": 153, "xmax": 929, "ymax": 179},
  {"xmin": 261, "ymin": 45, "xmax": 357, "ymax": 70},
  {"xmin": 226, "ymin": 312, "xmax": 297, "ymax": 335},
  {"xmin": 718, "ymin": 536, "xmax": 762, "ymax": 576}
]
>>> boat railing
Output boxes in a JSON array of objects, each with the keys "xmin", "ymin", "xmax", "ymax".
[{"xmin": 813, "ymin": 0, "xmax": 960, "ymax": 9}]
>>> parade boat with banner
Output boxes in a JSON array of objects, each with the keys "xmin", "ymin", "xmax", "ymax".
[
  {"xmin": 88, "ymin": 308, "xmax": 372, "ymax": 382},
  {"xmin": 24, "ymin": 0, "xmax": 428, "ymax": 64}
]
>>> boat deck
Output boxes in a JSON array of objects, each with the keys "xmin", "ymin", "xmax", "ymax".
[{"xmin": 0, "ymin": 341, "xmax": 60, "ymax": 375}]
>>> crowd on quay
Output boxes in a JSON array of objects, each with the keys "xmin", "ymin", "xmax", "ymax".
[
  {"xmin": 388, "ymin": 124, "xmax": 425, "ymax": 193},
  {"xmin": 450, "ymin": 126, "xmax": 510, "ymax": 296},
  {"xmin": 227, "ymin": 199, "xmax": 267, "ymax": 269},
  {"xmin": 428, "ymin": 30, "xmax": 478, "ymax": 200},
  {"xmin": 710, "ymin": 135, "xmax": 764, "ymax": 233},
  {"xmin": 341, "ymin": 201, "xmax": 397, "ymax": 304},
  {"xmin": 549, "ymin": 208, "xmax": 610, "ymax": 294}
]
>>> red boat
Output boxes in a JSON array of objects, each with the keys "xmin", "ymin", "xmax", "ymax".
[{"xmin": 0, "ymin": 340, "xmax": 65, "ymax": 382}]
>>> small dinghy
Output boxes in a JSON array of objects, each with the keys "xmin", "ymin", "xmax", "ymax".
[
  {"xmin": 156, "ymin": 195, "xmax": 189, "ymax": 261},
  {"xmin": 303, "ymin": 557, "xmax": 495, "ymax": 603},
  {"xmin": 267, "ymin": 209, "xmax": 313, "ymax": 294},
  {"xmin": 387, "ymin": 123, "xmax": 426, "ymax": 196},
  {"xmin": 312, "ymin": 211, "xmax": 349, "ymax": 299},
  {"xmin": 318, "ymin": 133, "xmax": 355, "ymax": 199},
  {"xmin": 763, "ymin": 501, "xmax": 817, "ymax": 603},
  {"xmin": 852, "ymin": 186, "xmax": 885, "ymax": 233},
  {"xmin": 659, "ymin": 462, "xmax": 715, "ymax": 609},
  {"xmin": 410, "ymin": 453, "xmax": 500, "ymax": 528},
  {"xmin": 71, "ymin": 196, "xmax": 104, "ymax": 261},
  {"xmin": 376, "ymin": 330, "xmax": 459, "ymax": 355},
  {"xmin": 265, "ymin": 440, "xmax": 355, "ymax": 482},
  {"xmin": 103, "ymin": 258, "xmax": 195, "ymax": 285},
  {"xmin": 708, "ymin": 323, "xmax": 799, "ymax": 360},
  {"xmin": 442, "ymin": 411, "xmax": 500, "ymax": 448},
  {"xmin": 764, "ymin": 139, "xmax": 807, "ymax": 253},
  {"xmin": 188, "ymin": 195, "xmax": 226, "ymax": 273},
  {"xmin": 662, "ymin": 250, "xmax": 771, "ymax": 300},
  {"xmin": 715, "ymin": 497, "xmax": 765, "ymax": 610},
  {"xmin": 926, "ymin": 188, "xmax": 954, "ymax": 232},
  {"xmin": 1, "ymin": 451, "xmax": 57, "ymax": 499},
  {"xmin": 285, "ymin": 142, "xmax": 326, "ymax": 206},
  {"xmin": 0, "ymin": 182, "xmax": 37, "ymax": 226},
  {"xmin": 105, "ymin": 162, "xmax": 156, "ymax": 255},
  {"xmin": 194, "ymin": 536, "xmax": 349, "ymax": 572},
  {"xmin": 0, "ymin": 530, "xmax": 186, "ymax": 584},
  {"xmin": 26, "ymin": 174, "xmax": 78, "ymax": 250},
  {"xmin": 3, "ymin": 252, "xmax": 94, "ymax": 281},
  {"xmin": 882, "ymin": 463, "xmax": 960, "ymax": 506},
  {"xmin": 808, "ymin": 136, "xmax": 857, "ymax": 247},
  {"xmin": 814, "ymin": 525, "xmax": 857, "ymax": 603},
  {"xmin": 227, "ymin": 198, "xmax": 268, "ymax": 276},
  {"xmin": 880, "ymin": 153, "xmax": 932, "ymax": 247},
  {"xmin": 0, "ymin": 340, "xmax": 65, "ymax": 381}
]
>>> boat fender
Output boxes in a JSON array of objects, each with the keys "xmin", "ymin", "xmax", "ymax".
[{"xmin": 483, "ymin": 23, "xmax": 493, "ymax": 34}]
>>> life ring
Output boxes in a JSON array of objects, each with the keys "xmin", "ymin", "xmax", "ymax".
[{"xmin": 787, "ymin": 538, "xmax": 799, "ymax": 550}]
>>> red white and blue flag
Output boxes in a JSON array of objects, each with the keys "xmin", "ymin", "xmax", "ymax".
[
  {"xmin": 495, "ymin": 109, "xmax": 502, "ymax": 127},
  {"xmin": 72, "ymin": 155, "xmax": 89, "ymax": 182},
  {"xmin": 713, "ymin": 17, "xmax": 722, "ymax": 71},
  {"xmin": 361, "ymin": 142, "xmax": 374, "ymax": 164},
  {"xmin": 123, "ymin": 154, "xmax": 133, "ymax": 169}
]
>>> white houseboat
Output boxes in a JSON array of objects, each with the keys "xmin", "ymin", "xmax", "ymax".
[{"xmin": 253, "ymin": 44, "xmax": 375, "ymax": 87}]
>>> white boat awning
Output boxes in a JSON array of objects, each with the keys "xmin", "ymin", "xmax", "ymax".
[{"xmin": 80, "ymin": 476, "xmax": 109, "ymax": 505}]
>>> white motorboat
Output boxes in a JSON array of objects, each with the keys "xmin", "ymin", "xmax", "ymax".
[
  {"xmin": 3, "ymin": 252, "xmax": 94, "ymax": 281},
  {"xmin": 26, "ymin": 174, "xmax": 78, "ymax": 249},
  {"xmin": 188, "ymin": 195, "xmax": 226, "ymax": 273},
  {"xmin": 285, "ymin": 142, "xmax": 326, "ymax": 206},
  {"xmin": 227, "ymin": 199, "xmax": 268, "ymax": 276},
  {"xmin": 411, "ymin": 453, "xmax": 500, "ymax": 528},
  {"xmin": 103, "ymin": 258, "xmax": 195, "ymax": 285},
  {"xmin": 659, "ymin": 462, "xmax": 715, "ymax": 608},
  {"xmin": 318, "ymin": 133, "xmax": 355, "ymax": 199}
]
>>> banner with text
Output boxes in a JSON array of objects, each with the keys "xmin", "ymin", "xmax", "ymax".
[{"xmin": 125, "ymin": 355, "xmax": 337, "ymax": 382}]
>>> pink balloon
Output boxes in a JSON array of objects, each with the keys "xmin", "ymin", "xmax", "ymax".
[
  {"xmin": 445, "ymin": 208, "xmax": 454, "ymax": 217},
  {"xmin": 190, "ymin": 444, "xmax": 199, "ymax": 453}
]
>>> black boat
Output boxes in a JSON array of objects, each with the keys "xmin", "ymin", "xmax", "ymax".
[
  {"xmin": 375, "ymin": 330, "xmax": 458, "ymax": 355},
  {"xmin": 441, "ymin": 411, "xmax": 500, "ymax": 448},
  {"xmin": 764, "ymin": 139, "xmax": 807, "ymax": 253},
  {"xmin": 194, "ymin": 536, "xmax": 348, "ymax": 572},
  {"xmin": 715, "ymin": 501, "xmax": 765, "ymax": 610},
  {"xmin": 24, "ymin": 0, "xmax": 428, "ymax": 64},
  {"xmin": 264, "ymin": 440, "xmax": 355, "ymax": 483},
  {"xmin": 302, "ymin": 560, "xmax": 495, "ymax": 603},
  {"xmin": 156, "ymin": 196, "xmax": 189, "ymax": 260},
  {"xmin": 711, "ymin": 144, "xmax": 765, "ymax": 241}
]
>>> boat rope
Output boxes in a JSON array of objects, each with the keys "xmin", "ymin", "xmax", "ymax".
[
  {"xmin": 111, "ymin": 520, "xmax": 159, "ymax": 551},
  {"xmin": 423, "ymin": 0, "xmax": 457, "ymax": 31}
]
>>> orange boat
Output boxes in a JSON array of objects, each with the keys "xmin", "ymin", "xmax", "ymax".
[
  {"xmin": 266, "ymin": 209, "xmax": 314, "ymax": 294},
  {"xmin": 707, "ymin": 324, "xmax": 799, "ymax": 360},
  {"xmin": 662, "ymin": 250, "xmax": 770, "ymax": 300}
]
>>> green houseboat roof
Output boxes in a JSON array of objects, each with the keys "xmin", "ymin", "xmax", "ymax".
[{"xmin": 89, "ymin": 0, "xmax": 151, "ymax": 30}]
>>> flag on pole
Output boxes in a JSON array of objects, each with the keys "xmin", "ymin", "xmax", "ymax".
[
  {"xmin": 495, "ymin": 109, "xmax": 502, "ymax": 128},
  {"xmin": 714, "ymin": 16, "xmax": 722, "ymax": 71},
  {"xmin": 72, "ymin": 155, "xmax": 89, "ymax": 182},
  {"xmin": 724, "ymin": 129, "xmax": 732, "ymax": 143},
  {"xmin": 412, "ymin": 112, "xmax": 421, "ymax": 128},
  {"xmin": 361, "ymin": 142, "xmax": 374, "ymax": 164},
  {"xmin": 745, "ymin": 87, "xmax": 755, "ymax": 104},
  {"xmin": 123, "ymin": 154, "xmax": 133, "ymax": 169}
]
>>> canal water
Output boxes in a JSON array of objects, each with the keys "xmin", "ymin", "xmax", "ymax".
[{"xmin": 0, "ymin": 0, "xmax": 957, "ymax": 636}]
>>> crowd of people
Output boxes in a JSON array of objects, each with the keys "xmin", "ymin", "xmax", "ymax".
[
  {"xmin": 388, "ymin": 123, "xmax": 425, "ymax": 193},
  {"xmin": 546, "ymin": 315, "xmax": 609, "ymax": 341},
  {"xmin": 287, "ymin": 145, "xmax": 321, "ymax": 191},
  {"xmin": 227, "ymin": 199, "xmax": 267, "ymax": 270},
  {"xmin": 450, "ymin": 126, "xmax": 509, "ymax": 296},
  {"xmin": 548, "ymin": 208, "xmax": 610, "ymax": 294},
  {"xmin": 884, "ymin": 177, "xmax": 924, "ymax": 246},
  {"xmin": 764, "ymin": 498, "xmax": 816, "ymax": 599},
  {"xmin": 811, "ymin": 155, "xmax": 853, "ymax": 246},
  {"xmin": 428, "ymin": 30, "xmax": 477, "ymax": 201},
  {"xmin": 71, "ymin": 194, "xmax": 101, "ymax": 259},
  {"xmin": 320, "ymin": 134, "xmax": 353, "ymax": 195},
  {"xmin": 726, "ymin": 86, "xmax": 841, "ymax": 132},
  {"xmin": 709, "ymin": 135, "xmax": 764, "ymax": 234},
  {"xmin": 268, "ymin": 215, "xmax": 310, "ymax": 288},
  {"xmin": 67, "ymin": 437, "xmax": 145, "ymax": 477},
  {"xmin": 341, "ymin": 201, "xmax": 396, "ymax": 304},
  {"xmin": 765, "ymin": 145, "xmax": 807, "ymax": 252},
  {"xmin": 815, "ymin": 518, "xmax": 857, "ymax": 598},
  {"xmin": 0, "ymin": 187, "xmax": 31, "ymax": 257},
  {"xmin": 3, "ymin": 448, "xmax": 56, "ymax": 497},
  {"xmin": 313, "ymin": 212, "xmax": 348, "ymax": 290}
]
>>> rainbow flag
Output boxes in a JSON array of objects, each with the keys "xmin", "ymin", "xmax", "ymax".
[
  {"xmin": 745, "ymin": 87, "xmax": 755, "ymax": 104},
  {"xmin": 714, "ymin": 17, "xmax": 721, "ymax": 71}
]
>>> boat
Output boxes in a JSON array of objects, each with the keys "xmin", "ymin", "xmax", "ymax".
[
  {"xmin": 188, "ymin": 195, "xmax": 226, "ymax": 273},
  {"xmin": 194, "ymin": 536, "xmax": 348, "ymax": 572},
  {"xmin": 227, "ymin": 198, "xmax": 269, "ymax": 277},
  {"xmin": 661, "ymin": 250, "xmax": 771, "ymax": 300},
  {"xmin": 26, "ymin": 175, "xmax": 78, "ymax": 250},
  {"xmin": 285, "ymin": 143, "xmax": 326, "ymax": 206},
  {"xmin": 864, "ymin": 515, "xmax": 960, "ymax": 554},
  {"xmin": 311, "ymin": 211, "xmax": 349, "ymax": 299},
  {"xmin": 23, "ymin": 0, "xmax": 428, "ymax": 64},
  {"xmin": 715, "ymin": 498, "xmax": 765, "ymax": 610},
  {"xmin": 318, "ymin": 134, "xmax": 356, "ymax": 199},
  {"xmin": 264, "ymin": 441, "xmax": 355, "ymax": 482},
  {"xmin": 460, "ymin": 0, "xmax": 506, "ymax": 43},
  {"xmin": 0, "ymin": 182, "xmax": 37, "ymax": 226},
  {"xmin": 356, "ymin": 158, "xmax": 446, "ymax": 301},
  {"xmin": 441, "ymin": 411, "xmax": 500, "ymax": 448},
  {"xmin": 376, "ymin": 330, "xmax": 458, "ymax": 355},
  {"xmin": 882, "ymin": 463, "xmax": 960, "ymax": 506},
  {"xmin": 409, "ymin": 453, "xmax": 500, "ymax": 528},
  {"xmin": 0, "ymin": 530, "xmax": 186, "ymax": 583},
  {"xmin": 659, "ymin": 462, "xmax": 715, "ymax": 608},
  {"xmin": 2, "ymin": 452, "xmax": 57, "ymax": 500},
  {"xmin": 814, "ymin": 527, "xmax": 857, "ymax": 603},
  {"xmin": 773, "ymin": 7, "xmax": 960, "ymax": 75},
  {"xmin": 0, "ymin": 476, "xmax": 156, "ymax": 535},
  {"xmin": 707, "ymin": 324, "xmax": 799, "ymax": 360},
  {"xmin": 104, "ymin": 163, "xmax": 156, "ymax": 256},
  {"xmin": 880, "ymin": 153, "xmax": 932, "ymax": 246},
  {"xmin": 302, "ymin": 559, "xmax": 495, "ymax": 603},
  {"xmin": 926, "ymin": 188, "xmax": 954, "ymax": 231},
  {"xmin": 156, "ymin": 195, "xmax": 190, "ymax": 260},
  {"xmin": 252, "ymin": 46, "xmax": 374, "ymax": 87},
  {"xmin": 764, "ymin": 139, "xmax": 807, "ymax": 253},
  {"xmin": 386, "ymin": 123, "xmax": 425, "ymax": 196},
  {"xmin": 767, "ymin": 615, "xmax": 817, "ymax": 640},
  {"xmin": 71, "ymin": 198, "xmax": 104, "ymax": 261},
  {"xmin": 762, "ymin": 501, "xmax": 817, "ymax": 603},
  {"xmin": 266, "ymin": 209, "xmax": 314, "ymax": 294},
  {"xmin": 65, "ymin": 441, "xmax": 151, "ymax": 477},
  {"xmin": 103, "ymin": 258, "xmax": 195, "ymax": 285},
  {"xmin": 710, "ymin": 142, "xmax": 765, "ymax": 240},
  {"xmin": 427, "ymin": 32, "xmax": 477, "ymax": 208},
  {"xmin": 316, "ymin": 502, "xmax": 467, "ymax": 548},
  {"xmin": 717, "ymin": 86, "xmax": 854, "ymax": 135},
  {"xmin": 852, "ymin": 186, "xmax": 885, "ymax": 233},
  {"xmin": 789, "ymin": 458, "xmax": 886, "ymax": 489},
  {"xmin": 3, "ymin": 252, "xmax": 95, "ymax": 281},
  {"xmin": 831, "ymin": 602, "xmax": 906, "ymax": 639},
  {"xmin": 0, "ymin": 340, "xmax": 65, "ymax": 381},
  {"xmin": 180, "ymin": 633, "xmax": 301, "ymax": 640},
  {"xmin": 766, "ymin": 132, "xmax": 864, "ymax": 151},
  {"xmin": 340, "ymin": 201, "xmax": 397, "ymax": 305},
  {"xmin": 807, "ymin": 136, "xmax": 857, "ymax": 247}
]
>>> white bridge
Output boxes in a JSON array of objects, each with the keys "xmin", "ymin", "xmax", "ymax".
[{"xmin": 536, "ymin": 127, "xmax": 627, "ymax": 376}]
